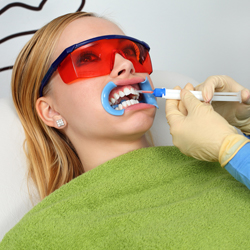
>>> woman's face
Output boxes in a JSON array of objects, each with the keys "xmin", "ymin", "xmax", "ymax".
[{"xmin": 47, "ymin": 17, "xmax": 156, "ymax": 144}]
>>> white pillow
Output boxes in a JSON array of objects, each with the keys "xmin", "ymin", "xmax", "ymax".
[
  {"xmin": 0, "ymin": 70, "xmax": 199, "ymax": 240},
  {"xmin": 0, "ymin": 98, "xmax": 39, "ymax": 240}
]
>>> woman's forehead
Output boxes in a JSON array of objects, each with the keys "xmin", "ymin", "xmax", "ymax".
[{"xmin": 53, "ymin": 17, "xmax": 125, "ymax": 59}]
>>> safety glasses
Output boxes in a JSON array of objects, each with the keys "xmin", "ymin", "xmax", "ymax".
[{"xmin": 39, "ymin": 35, "xmax": 152, "ymax": 97}]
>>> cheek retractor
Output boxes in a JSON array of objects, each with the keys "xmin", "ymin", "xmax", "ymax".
[
  {"xmin": 101, "ymin": 77, "xmax": 158, "ymax": 116},
  {"xmin": 101, "ymin": 81, "xmax": 124, "ymax": 116},
  {"xmin": 136, "ymin": 88, "xmax": 242, "ymax": 102}
]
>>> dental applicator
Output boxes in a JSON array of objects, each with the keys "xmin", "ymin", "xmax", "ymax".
[{"xmin": 136, "ymin": 88, "xmax": 242, "ymax": 102}]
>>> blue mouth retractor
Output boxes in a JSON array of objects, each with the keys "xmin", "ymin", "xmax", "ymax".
[{"xmin": 101, "ymin": 77, "xmax": 158, "ymax": 116}]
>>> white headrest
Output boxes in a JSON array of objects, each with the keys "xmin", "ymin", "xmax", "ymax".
[{"xmin": 0, "ymin": 98, "xmax": 38, "ymax": 240}]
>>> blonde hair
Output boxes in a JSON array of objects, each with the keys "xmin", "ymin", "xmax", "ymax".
[{"xmin": 12, "ymin": 12, "xmax": 95, "ymax": 200}]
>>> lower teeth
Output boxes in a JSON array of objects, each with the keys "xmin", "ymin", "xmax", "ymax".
[{"xmin": 114, "ymin": 99, "xmax": 139, "ymax": 110}]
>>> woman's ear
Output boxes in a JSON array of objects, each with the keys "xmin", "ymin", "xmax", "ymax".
[{"xmin": 36, "ymin": 97, "xmax": 67, "ymax": 129}]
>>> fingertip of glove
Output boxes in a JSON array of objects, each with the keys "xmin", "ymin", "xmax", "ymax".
[{"xmin": 242, "ymin": 89, "xmax": 250, "ymax": 104}]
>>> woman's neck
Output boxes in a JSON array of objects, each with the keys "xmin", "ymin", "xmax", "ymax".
[{"xmin": 74, "ymin": 135, "xmax": 149, "ymax": 172}]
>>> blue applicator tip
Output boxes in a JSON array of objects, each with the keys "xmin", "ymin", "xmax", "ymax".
[{"xmin": 153, "ymin": 88, "xmax": 166, "ymax": 97}]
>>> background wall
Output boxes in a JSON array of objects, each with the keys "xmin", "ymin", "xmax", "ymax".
[{"xmin": 1, "ymin": 0, "xmax": 250, "ymax": 97}]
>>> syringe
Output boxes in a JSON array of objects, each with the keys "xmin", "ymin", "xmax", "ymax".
[{"xmin": 136, "ymin": 88, "xmax": 242, "ymax": 102}]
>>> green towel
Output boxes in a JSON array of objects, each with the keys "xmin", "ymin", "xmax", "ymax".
[{"xmin": 1, "ymin": 146, "xmax": 250, "ymax": 249}]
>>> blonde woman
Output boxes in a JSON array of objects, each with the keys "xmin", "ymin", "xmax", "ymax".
[
  {"xmin": 12, "ymin": 11, "xmax": 156, "ymax": 200},
  {"xmin": 1, "ymin": 12, "xmax": 250, "ymax": 249}
]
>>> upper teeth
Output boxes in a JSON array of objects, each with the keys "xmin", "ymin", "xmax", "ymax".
[{"xmin": 109, "ymin": 87, "xmax": 139, "ymax": 105}]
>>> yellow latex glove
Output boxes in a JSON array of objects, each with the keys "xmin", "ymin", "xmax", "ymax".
[
  {"xmin": 195, "ymin": 75, "xmax": 250, "ymax": 135},
  {"xmin": 165, "ymin": 88, "xmax": 242, "ymax": 163}
]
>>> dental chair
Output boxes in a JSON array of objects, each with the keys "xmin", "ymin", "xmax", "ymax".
[{"xmin": 0, "ymin": 70, "xmax": 199, "ymax": 240}]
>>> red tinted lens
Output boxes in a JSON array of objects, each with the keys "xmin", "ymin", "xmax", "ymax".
[
  {"xmin": 116, "ymin": 39, "xmax": 152, "ymax": 75},
  {"xmin": 58, "ymin": 39, "xmax": 152, "ymax": 84}
]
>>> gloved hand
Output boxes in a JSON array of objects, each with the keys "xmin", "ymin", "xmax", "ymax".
[
  {"xmin": 165, "ymin": 87, "xmax": 249, "ymax": 165},
  {"xmin": 195, "ymin": 75, "xmax": 250, "ymax": 135}
]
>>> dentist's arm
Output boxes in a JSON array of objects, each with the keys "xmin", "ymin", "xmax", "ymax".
[{"xmin": 225, "ymin": 136, "xmax": 250, "ymax": 189}]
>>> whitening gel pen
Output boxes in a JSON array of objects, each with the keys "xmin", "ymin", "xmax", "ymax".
[{"xmin": 136, "ymin": 88, "xmax": 242, "ymax": 102}]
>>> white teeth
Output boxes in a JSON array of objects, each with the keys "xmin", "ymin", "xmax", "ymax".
[
  {"xmin": 111, "ymin": 88, "xmax": 139, "ymax": 102},
  {"xmin": 110, "ymin": 86, "xmax": 140, "ymax": 109},
  {"xmin": 123, "ymin": 88, "xmax": 131, "ymax": 95},
  {"xmin": 119, "ymin": 91, "xmax": 125, "ymax": 97},
  {"xmin": 114, "ymin": 93, "xmax": 120, "ymax": 101},
  {"xmin": 115, "ymin": 100, "xmax": 139, "ymax": 110},
  {"xmin": 122, "ymin": 101, "xmax": 128, "ymax": 108},
  {"xmin": 131, "ymin": 88, "xmax": 139, "ymax": 96},
  {"xmin": 109, "ymin": 97, "xmax": 116, "ymax": 105},
  {"xmin": 127, "ymin": 100, "xmax": 132, "ymax": 106}
]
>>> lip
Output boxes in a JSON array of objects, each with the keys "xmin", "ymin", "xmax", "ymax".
[
  {"xmin": 124, "ymin": 103, "xmax": 155, "ymax": 111},
  {"xmin": 114, "ymin": 77, "xmax": 145, "ymax": 86}
]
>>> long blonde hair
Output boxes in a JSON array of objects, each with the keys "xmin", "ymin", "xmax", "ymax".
[{"xmin": 12, "ymin": 12, "xmax": 95, "ymax": 200}]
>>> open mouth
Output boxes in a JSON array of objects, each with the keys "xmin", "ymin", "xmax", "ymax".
[
  {"xmin": 101, "ymin": 77, "xmax": 158, "ymax": 116},
  {"xmin": 109, "ymin": 85, "xmax": 142, "ymax": 110}
]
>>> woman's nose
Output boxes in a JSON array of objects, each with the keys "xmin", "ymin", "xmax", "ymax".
[{"xmin": 109, "ymin": 53, "xmax": 135, "ymax": 78}]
